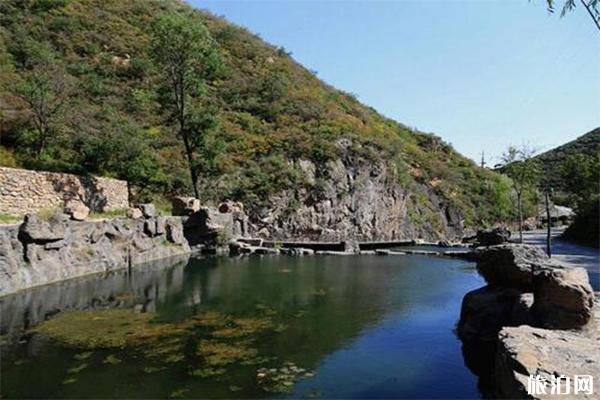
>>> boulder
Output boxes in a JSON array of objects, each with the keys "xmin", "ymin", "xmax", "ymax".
[
  {"xmin": 172, "ymin": 196, "xmax": 200, "ymax": 216},
  {"xmin": 64, "ymin": 201, "xmax": 90, "ymax": 221},
  {"xmin": 126, "ymin": 207, "xmax": 143, "ymax": 219},
  {"xmin": 476, "ymin": 244, "xmax": 548, "ymax": 289},
  {"xmin": 19, "ymin": 214, "xmax": 66, "ymax": 243},
  {"xmin": 476, "ymin": 227, "xmax": 510, "ymax": 247},
  {"xmin": 457, "ymin": 286, "xmax": 530, "ymax": 342},
  {"xmin": 495, "ymin": 325, "xmax": 600, "ymax": 400},
  {"xmin": 137, "ymin": 203, "xmax": 156, "ymax": 219},
  {"xmin": 532, "ymin": 265, "xmax": 594, "ymax": 329},
  {"xmin": 165, "ymin": 218, "xmax": 186, "ymax": 245}
]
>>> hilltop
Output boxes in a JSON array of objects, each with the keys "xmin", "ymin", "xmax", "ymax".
[
  {"xmin": 534, "ymin": 127, "xmax": 600, "ymax": 191},
  {"xmin": 0, "ymin": 0, "xmax": 515, "ymax": 240}
]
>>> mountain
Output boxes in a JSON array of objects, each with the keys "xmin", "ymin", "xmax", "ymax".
[
  {"xmin": 534, "ymin": 127, "xmax": 600, "ymax": 191},
  {"xmin": 0, "ymin": 0, "xmax": 514, "ymax": 240}
]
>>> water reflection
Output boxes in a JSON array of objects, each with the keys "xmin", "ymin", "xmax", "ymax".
[{"xmin": 1, "ymin": 254, "xmax": 484, "ymax": 399}]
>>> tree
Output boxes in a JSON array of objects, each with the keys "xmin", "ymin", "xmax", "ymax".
[
  {"xmin": 546, "ymin": 0, "xmax": 600, "ymax": 32},
  {"xmin": 500, "ymin": 145, "xmax": 540, "ymax": 243},
  {"xmin": 149, "ymin": 13, "xmax": 220, "ymax": 199},
  {"xmin": 15, "ymin": 64, "xmax": 70, "ymax": 157}
]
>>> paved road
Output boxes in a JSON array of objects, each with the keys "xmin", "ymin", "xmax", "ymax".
[{"xmin": 521, "ymin": 227, "xmax": 600, "ymax": 290}]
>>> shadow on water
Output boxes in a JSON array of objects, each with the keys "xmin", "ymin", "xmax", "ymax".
[{"xmin": 1, "ymin": 254, "xmax": 485, "ymax": 399}]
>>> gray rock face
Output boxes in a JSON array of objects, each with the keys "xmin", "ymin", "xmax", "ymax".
[
  {"xmin": 496, "ymin": 324, "xmax": 600, "ymax": 400},
  {"xmin": 476, "ymin": 244, "xmax": 549, "ymax": 289},
  {"xmin": 247, "ymin": 141, "xmax": 465, "ymax": 241},
  {"xmin": 18, "ymin": 214, "xmax": 66, "ymax": 243},
  {"xmin": 532, "ymin": 265, "xmax": 594, "ymax": 329},
  {"xmin": 0, "ymin": 216, "xmax": 190, "ymax": 296},
  {"xmin": 457, "ymin": 286, "xmax": 531, "ymax": 342}
]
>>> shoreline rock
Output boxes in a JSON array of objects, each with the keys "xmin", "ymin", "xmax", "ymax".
[
  {"xmin": 496, "ymin": 319, "xmax": 600, "ymax": 400},
  {"xmin": 458, "ymin": 243, "xmax": 598, "ymax": 399}
]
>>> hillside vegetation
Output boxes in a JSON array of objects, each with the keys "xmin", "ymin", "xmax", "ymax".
[
  {"xmin": 534, "ymin": 127, "xmax": 600, "ymax": 192},
  {"xmin": 0, "ymin": 0, "xmax": 514, "ymax": 231}
]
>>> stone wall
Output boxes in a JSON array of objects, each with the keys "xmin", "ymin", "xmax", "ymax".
[{"xmin": 0, "ymin": 167, "xmax": 129, "ymax": 215}]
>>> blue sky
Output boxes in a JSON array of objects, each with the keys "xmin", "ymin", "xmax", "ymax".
[{"xmin": 191, "ymin": 0, "xmax": 599, "ymax": 164}]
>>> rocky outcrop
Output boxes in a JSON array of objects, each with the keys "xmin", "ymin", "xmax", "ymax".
[
  {"xmin": 460, "ymin": 244, "xmax": 594, "ymax": 339},
  {"xmin": 247, "ymin": 141, "xmax": 465, "ymax": 242},
  {"xmin": 496, "ymin": 321, "xmax": 600, "ymax": 400},
  {"xmin": 458, "ymin": 244, "xmax": 598, "ymax": 399},
  {"xmin": 475, "ymin": 244, "xmax": 549, "ymax": 289},
  {"xmin": 0, "ymin": 213, "xmax": 190, "ymax": 296}
]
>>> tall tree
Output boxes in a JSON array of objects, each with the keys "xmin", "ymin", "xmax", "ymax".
[
  {"xmin": 546, "ymin": 0, "xmax": 600, "ymax": 32},
  {"xmin": 500, "ymin": 145, "xmax": 540, "ymax": 243},
  {"xmin": 15, "ymin": 64, "xmax": 70, "ymax": 157},
  {"xmin": 149, "ymin": 13, "xmax": 220, "ymax": 199}
]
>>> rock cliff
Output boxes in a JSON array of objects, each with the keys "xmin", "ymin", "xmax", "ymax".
[{"xmin": 248, "ymin": 142, "xmax": 466, "ymax": 241}]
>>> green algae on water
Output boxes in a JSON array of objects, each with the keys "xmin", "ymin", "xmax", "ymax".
[
  {"xmin": 102, "ymin": 354, "xmax": 122, "ymax": 365},
  {"xmin": 74, "ymin": 351, "xmax": 93, "ymax": 360},
  {"xmin": 67, "ymin": 363, "xmax": 88, "ymax": 374},
  {"xmin": 30, "ymin": 309, "xmax": 194, "ymax": 349},
  {"xmin": 197, "ymin": 340, "xmax": 258, "ymax": 366}
]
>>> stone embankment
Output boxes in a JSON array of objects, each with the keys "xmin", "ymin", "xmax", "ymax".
[
  {"xmin": 0, "ymin": 200, "xmax": 249, "ymax": 296},
  {"xmin": 0, "ymin": 208, "xmax": 190, "ymax": 296},
  {"xmin": 457, "ymin": 243, "xmax": 598, "ymax": 399}
]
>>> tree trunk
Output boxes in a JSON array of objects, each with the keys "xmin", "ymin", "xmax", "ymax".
[
  {"xmin": 182, "ymin": 131, "xmax": 200, "ymax": 199},
  {"xmin": 545, "ymin": 190, "xmax": 552, "ymax": 257},
  {"xmin": 36, "ymin": 124, "xmax": 47, "ymax": 158},
  {"xmin": 517, "ymin": 192, "xmax": 523, "ymax": 243}
]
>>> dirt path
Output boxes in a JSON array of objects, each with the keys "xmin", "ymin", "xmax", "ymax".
[{"xmin": 521, "ymin": 227, "xmax": 599, "ymax": 290}]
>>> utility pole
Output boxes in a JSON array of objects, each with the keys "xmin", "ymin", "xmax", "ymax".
[{"xmin": 480, "ymin": 151, "xmax": 486, "ymax": 168}]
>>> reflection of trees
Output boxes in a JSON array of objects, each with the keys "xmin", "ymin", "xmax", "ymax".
[
  {"xmin": 0, "ymin": 254, "xmax": 189, "ymax": 337},
  {"xmin": 2, "ymin": 252, "xmax": 465, "ymax": 389}
]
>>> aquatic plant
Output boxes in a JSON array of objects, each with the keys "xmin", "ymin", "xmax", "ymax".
[
  {"xmin": 30, "ymin": 309, "xmax": 193, "ymax": 349},
  {"xmin": 168, "ymin": 388, "xmax": 189, "ymax": 399},
  {"xmin": 102, "ymin": 355, "xmax": 122, "ymax": 365},
  {"xmin": 196, "ymin": 340, "xmax": 258, "ymax": 366},
  {"xmin": 212, "ymin": 317, "xmax": 274, "ymax": 338},
  {"xmin": 256, "ymin": 361, "xmax": 313, "ymax": 393},
  {"xmin": 67, "ymin": 363, "xmax": 88, "ymax": 374},
  {"xmin": 74, "ymin": 351, "xmax": 93, "ymax": 360}
]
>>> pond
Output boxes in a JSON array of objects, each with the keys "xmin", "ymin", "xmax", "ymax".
[{"xmin": 0, "ymin": 254, "xmax": 485, "ymax": 399}]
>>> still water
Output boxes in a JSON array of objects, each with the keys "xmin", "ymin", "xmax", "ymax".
[{"xmin": 1, "ymin": 254, "xmax": 484, "ymax": 399}]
